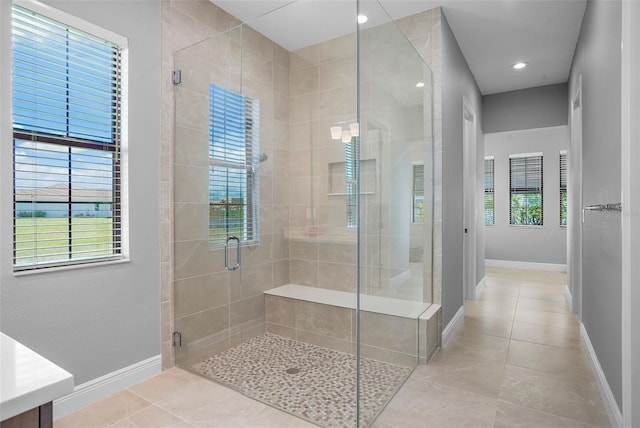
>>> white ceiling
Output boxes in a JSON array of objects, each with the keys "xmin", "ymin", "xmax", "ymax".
[{"xmin": 211, "ymin": 0, "xmax": 587, "ymax": 95}]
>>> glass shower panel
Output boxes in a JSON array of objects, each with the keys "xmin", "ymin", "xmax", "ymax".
[{"xmin": 357, "ymin": 0, "xmax": 433, "ymax": 424}]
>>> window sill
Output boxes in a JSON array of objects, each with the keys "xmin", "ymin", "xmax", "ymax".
[
  {"xmin": 508, "ymin": 224, "xmax": 545, "ymax": 229},
  {"xmin": 13, "ymin": 257, "xmax": 130, "ymax": 277},
  {"xmin": 327, "ymin": 192, "xmax": 375, "ymax": 196}
]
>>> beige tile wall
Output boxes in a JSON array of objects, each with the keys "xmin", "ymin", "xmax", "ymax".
[
  {"xmin": 287, "ymin": 16, "xmax": 439, "ymax": 308},
  {"xmin": 287, "ymin": 33, "xmax": 358, "ymax": 292},
  {"xmin": 265, "ymin": 295, "xmax": 424, "ymax": 367}
]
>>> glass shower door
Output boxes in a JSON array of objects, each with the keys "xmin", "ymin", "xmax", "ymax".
[{"xmin": 173, "ymin": 25, "xmax": 262, "ymax": 389}]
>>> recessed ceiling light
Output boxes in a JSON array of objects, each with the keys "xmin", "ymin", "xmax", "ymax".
[
  {"xmin": 416, "ymin": 82, "xmax": 425, "ymax": 88},
  {"xmin": 357, "ymin": 15, "xmax": 368, "ymax": 24},
  {"xmin": 512, "ymin": 62, "xmax": 528, "ymax": 70}
]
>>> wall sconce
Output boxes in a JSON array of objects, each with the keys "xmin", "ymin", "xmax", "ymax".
[{"xmin": 330, "ymin": 121, "xmax": 359, "ymax": 143}]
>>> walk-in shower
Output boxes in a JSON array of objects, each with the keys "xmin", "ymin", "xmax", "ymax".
[{"xmin": 171, "ymin": 1, "xmax": 435, "ymax": 426}]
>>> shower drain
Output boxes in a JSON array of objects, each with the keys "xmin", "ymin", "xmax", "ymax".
[{"xmin": 285, "ymin": 367, "xmax": 300, "ymax": 374}]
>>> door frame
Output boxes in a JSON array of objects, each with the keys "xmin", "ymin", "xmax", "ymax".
[
  {"xmin": 569, "ymin": 76, "xmax": 583, "ymax": 320},
  {"xmin": 462, "ymin": 96, "xmax": 477, "ymax": 301},
  {"xmin": 621, "ymin": 2, "xmax": 640, "ymax": 425}
]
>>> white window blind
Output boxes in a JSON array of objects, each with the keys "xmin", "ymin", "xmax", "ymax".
[
  {"xmin": 345, "ymin": 139, "xmax": 357, "ymax": 227},
  {"xmin": 509, "ymin": 153, "xmax": 543, "ymax": 225},
  {"xmin": 560, "ymin": 151, "xmax": 567, "ymax": 226},
  {"xmin": 208, "ymin": 84, "xmax": 259, "ymax": 245},
  {"xmin": 484, "ymin": 156, "xmax": 494, "ymax": 225},
  {"xmin": 412, "ymin": 164, "xmax": 424, "ymax": 223},
  {"xmin": 12, "ymin": 5, "xmax": 124, "ymax": 271}
]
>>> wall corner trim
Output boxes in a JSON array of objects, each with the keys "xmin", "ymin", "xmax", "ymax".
[
  {"xmin": 580, "ymin": 324, "xmax": 623, "ymax": 428},
  {"xmin": 485, "ymin": 259, "xmax": 567, "ymax": 272},
  {"xmin": 564, "ymin": 284, "xmax": 572, "ymax": 311},
  {"xmin": 53, "ymin": 355, "xmax": 161, "ymax": 419},
  {"xmin": 442, "ymin": 305, "xmax": 464, "ymax": 347},
  {"xmin": 476, "ymin": 276, "xmax": 487, "ymax": 297}
]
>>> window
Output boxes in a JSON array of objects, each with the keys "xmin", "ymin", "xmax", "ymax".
[
  {"xmin": 412, "ymin": 164, "xmax": 425, "ymax": 223},
  {"xmin": 509, "ymin": 153, "xmax": 543, "ymax": 225},
  {"xmin": 484, "ymin": 156, "xmax": 494, "ymax": 225},
  {"xmin": 560, "ymin": 150, "xmax": 567, "ymax": 226},
  {"xmin": 208, "ymin": 84, "xmax": 259, "ymax": 245},
  {"xmin": 345, "ymin": 138, "xmax": 357, "ymax": 227},
  {"xmin": 12, "ymin": 5, "xmax": 125, "ymax": 271}
]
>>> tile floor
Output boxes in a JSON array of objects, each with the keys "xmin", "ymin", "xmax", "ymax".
[
  {"xmin": 374, "ymin": 267, "xmax": 610, "ymax": 428},
  {"xmin": 55, "ymin": 268, "xmax": 611, "ymax": 427}
]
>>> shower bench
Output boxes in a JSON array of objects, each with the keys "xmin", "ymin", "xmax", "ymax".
[{"xmin": 264, "ymin": 284, "xmax": 440, "ymax": 367}]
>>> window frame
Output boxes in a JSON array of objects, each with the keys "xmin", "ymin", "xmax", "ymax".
[
  {"xmin": 345, "ymin": 137, "xmax": 357, "ymax": 228},
  {"xmin": 11, "ymin": 2, "xmax": 128, "ymax": 272},
  {"xmin": 208, "ymin": 83, "xmax": 260, "ymax": 247},
  {"xmin": 560, "ymin": 150, "xmax": 567, "ymax": 227},
  {"xmin": 412, "ymin": 162, "xmax": 425, "ymax": 224},
  {"xmin": 509, "ymin": 152, "xmax": 544, "ymax": 227}
]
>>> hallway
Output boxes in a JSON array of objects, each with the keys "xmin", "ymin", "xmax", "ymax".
[
  {"xmin": 376, "ymin": 267, "xmax": 610, "ymax": 427},
  {"xmin": 55, "ymin": 268, "xmax": 610, "ymax": 427}
]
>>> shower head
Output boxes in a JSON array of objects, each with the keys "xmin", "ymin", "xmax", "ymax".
[{"xmin": 259, "ymin": 153, "xmax": 268, "ymax": 163}]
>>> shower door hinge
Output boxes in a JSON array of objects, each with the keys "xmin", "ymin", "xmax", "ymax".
[
  {"xmin": 172, "ymin": 69, "xmax": 181, "ymax": 85},
  {"xmin": 172, "ymin": 331, "xmax": 182, "ymax": 347}
]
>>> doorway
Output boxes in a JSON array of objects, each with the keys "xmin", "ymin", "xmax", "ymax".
[
  {"xmin": 463, "ymin": 97, "xmax": 477, "ymax": 300},
  {"xmin": 568, "ymin": 76, "xmax": 583, "ymax": 319}
]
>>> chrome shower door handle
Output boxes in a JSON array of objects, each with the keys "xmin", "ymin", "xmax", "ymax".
[{"xmin": 225, "ymin": 236, "xmax": 241, "ymax": 271}]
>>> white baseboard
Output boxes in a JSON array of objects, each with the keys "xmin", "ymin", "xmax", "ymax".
[
  {"xmin": 476, "ymin": 276, "xmax": 487, "ymax": 297},
  {"xmin": 442, "ymin": 305, "xmax": 464, "ymax": 348},
  {"xmin": 564, "ymin": 284, "xmax": 572, "ymax": 311},
  {"xmin": 53, "ymin": 355, "xmax": 161, "ymax": 419},
  {"xmin": 580, "ymin": 324, "xmax": 623, "ymax": 428},
  {"xmin": 485, "ymin": 259, "xmax": 567, "ymax": 272}
]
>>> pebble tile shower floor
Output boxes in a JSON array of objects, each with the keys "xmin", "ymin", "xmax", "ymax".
[{"xmin": 192, "ymin": 333, "xmax": 412, "ymax": 427}]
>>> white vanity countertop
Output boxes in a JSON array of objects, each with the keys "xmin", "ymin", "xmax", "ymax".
[{"xmin": 0, "ymin": 332, "xmax": 74, "ymax": 421}]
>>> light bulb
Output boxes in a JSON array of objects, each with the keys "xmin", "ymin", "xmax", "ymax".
[
  {"xmin": 349, "ymin": 122, "xmax": 359, "ymax": 137},
  {"xmin": 341, "ymin": 129, "xmax": 352, "ymax": 143}
]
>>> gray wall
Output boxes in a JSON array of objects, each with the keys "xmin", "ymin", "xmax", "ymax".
[
  {"xmin": 440, "ymin": 13, "xmax": 485, "ymax": 327},
  {"xmin": 483, "ymin": 83, "xmax": 569, "ymax": 133},
  {"xmin": 0, "ymin": 0, "xmax": 161, "ymax": 385},
  {"xmin": 485, "ymin": 126, "xmax": 568, "ymax": 264},
  {"xmin": 569, "ymin": 0, "xmax": 622, "ymax": 410}
]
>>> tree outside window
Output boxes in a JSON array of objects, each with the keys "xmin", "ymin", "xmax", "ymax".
[
  {"xmin": 484, "ymin": 156, "xmax": 494, "ymax": 225},
  {"xmin": 509, "ymin": 154, "xmax": 543, "ymax": 226}
]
